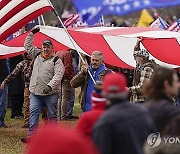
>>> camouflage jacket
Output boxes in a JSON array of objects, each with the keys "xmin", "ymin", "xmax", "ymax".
[{"xmin": 3, "ymin": 59, "xmax": 33, "ymax": 88}]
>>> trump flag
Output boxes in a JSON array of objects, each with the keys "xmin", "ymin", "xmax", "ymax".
[{"xmin": 71, "ymin": 0, "xmax": 180, "ymax": 25}]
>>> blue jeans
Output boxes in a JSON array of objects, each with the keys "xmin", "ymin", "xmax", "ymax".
[
  {"xmin": 29, "ymin": 93, "xmax": 59, "ymax": 135},
  {"xmin": 0, "ymin": 86, "xmax": 8, "ymax": 126}
]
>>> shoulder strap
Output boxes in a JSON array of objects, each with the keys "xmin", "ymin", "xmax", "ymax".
[
  {"xmin": 53, "ymin": 56, "xmax": 59, "ymax": 66},
  {"xmin": 34, "ymin": 52, "xmax": 41, "ymax": 59}
]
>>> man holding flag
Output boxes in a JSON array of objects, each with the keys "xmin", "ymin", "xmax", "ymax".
[{"xmin": 22, "ymin": 27, "xmax": 64, "ymax": 143}]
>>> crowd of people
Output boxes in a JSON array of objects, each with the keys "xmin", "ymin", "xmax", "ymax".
[{"xmin": 0, "ymin": 26, "xmax": 180, "ymax": 154}]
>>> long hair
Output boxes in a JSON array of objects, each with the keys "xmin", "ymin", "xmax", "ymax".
[{"xmin": 143, "ymin": 67, "xmax": 175, "ymax": 100}]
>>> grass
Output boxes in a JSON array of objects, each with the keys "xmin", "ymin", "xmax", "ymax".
[{"xmin": 0, "ymin": 89, "xmax": 82, "ymax": 154}]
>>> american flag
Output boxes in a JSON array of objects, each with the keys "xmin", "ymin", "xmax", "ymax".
[
  {"xmin": 167, "ymin": 19, "xmax": 180, "ymax": 32},
  {"xmin": 150, "ymin": 17, "xmax": 169, "ymax": 29},
  {"xmin": 0, "ymin": 0, "xmax": 53, "ymax": 43},
  {"xmin": 64, "ymin": 13, "xmax": 80, "ymax": 28}
]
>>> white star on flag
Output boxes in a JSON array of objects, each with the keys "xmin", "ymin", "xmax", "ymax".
[
  {"xmin": 133, "ymin": 1, "xmax": 140, "ymax": 7},
  {"xmin": 144, "ymin": 0, "xmax": 150, "ymax": 5},
  {"xmin": 123, "ymin": 4, "xmax": 130, "ymax": 10}
]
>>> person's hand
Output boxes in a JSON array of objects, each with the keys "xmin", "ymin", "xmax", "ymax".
[
  {"xmin": 31, "ymin": 27, "xmax": 40, "ymax": 34},
  {"xmin": 0, "ymin": 81, "xmax": 6, "ymax": 90},
  {"xmin": 137, "ymin": 37, "xmax": 143, "ymax": 42},
  {"xmin": 81, "ymin": 63, "xmax": 89, "ymax": 73},
  {"xmin": 94, "ymin": 81, "xmax": 102, "ymax": 91},
  {"xmin": 43, "ymin": 85, "xmax": 52, "ymax": 94}
]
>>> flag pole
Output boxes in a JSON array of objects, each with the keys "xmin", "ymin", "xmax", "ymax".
[
  {"xmin": 41, "ymin": 15, "xmax": 46, "ymax": 26},
  {"xmin": 47, "ymin": 0, "xmax": 96, "ymax": 84}
]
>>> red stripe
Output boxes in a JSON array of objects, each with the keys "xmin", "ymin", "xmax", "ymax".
[
  {"xmin": 0, "ymin": 0, "xmax": 11, "ymax": 10},
  {"xmin": 68, "ymin": 30, "xmax": 133, "ymax": 69},
  {"xmin": 0, "ymin": 6, "xmax": 52, "ymax": 43},
  {"xmin": 143, "ymin": 38, "xmax": 180, "ymax": 66},
  {"xmin": 0, "ymin": 0, "xmax": 38, "ymax": 27},
  {"xmin": 0, "ymin": 51, "xmax": 25, "ymax": 59},
  {"xmin": 3, "ymin": 32, "xmax": 69, "ymax": 53}
]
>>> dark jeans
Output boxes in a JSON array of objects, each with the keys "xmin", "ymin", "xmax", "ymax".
[{"xmin": 10, "ymin": 94, "xmax": 24, "ymax": 117}]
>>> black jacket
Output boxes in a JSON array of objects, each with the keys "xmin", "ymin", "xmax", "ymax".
[
  {"xmin": 93, "ymin": 101, "xmax": 154, "ymax": 154},
  {"xmin": 145, "ymin": 97, "xmax": 180, "ymax": 133}
]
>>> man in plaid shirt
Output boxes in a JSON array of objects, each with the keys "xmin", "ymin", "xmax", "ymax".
[{"xmin": 129, "ymin": 38, "xmax": 158, "ymax": 103}]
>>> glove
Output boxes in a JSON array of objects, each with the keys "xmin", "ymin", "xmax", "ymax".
[
  {"xmin": 31, "ymin": 27, "xmax": 40, "ymax": 34},
  {"xmin": 43, "ymin": 85, "xmax": 52, "ymax": 94}
]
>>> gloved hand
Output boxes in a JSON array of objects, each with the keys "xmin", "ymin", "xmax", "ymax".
[
  {"xmin": 43, "ymin": 85, "xmax": 52, "ymax": 94},
  {"xmin": 31, "ymin": 27, "xmax": 40, "ymax": 34}
]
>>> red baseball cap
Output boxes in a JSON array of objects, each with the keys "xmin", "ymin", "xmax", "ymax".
[{"xmin": 102, "ymin": 72, "xmax": 128, "ymax": 98}]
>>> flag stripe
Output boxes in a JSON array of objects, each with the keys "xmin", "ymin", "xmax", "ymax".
[
  {"xmin": 0, "ymin": 51, "xmax": 25, "ymax": 59},
  {"xmin": 0, "ymin": 7, "xmax": 52, "ymax": 43},
  {"xmin": 0, "ymin": 0, "xmax": 53, "ymax": 42},
  {"xmin": 0, "ymin": 0, "xmax": 11, "ymax": 10},
  {"xmin": 0, "ymin": 0, "xmax": 38, "ymax": 27},
  {"xmin": 64, "ymin": 13, "xmax": 79, "ymax": 28}
]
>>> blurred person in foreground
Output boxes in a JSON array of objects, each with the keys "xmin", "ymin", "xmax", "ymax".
[
  {"xmin": 143, "ymin": 67, "xmax": 180, "ymax": 135},
  {"xmin": 70, "ymin": 51, "xmax": 111, "ymax": 112},
  {"xmin": 93, "ymin": 72, "xmax": 154, "ymax": 154},
  {"xmin": 25, "ymin": 124, "xmax": 98, "ymax": 154},
  {"xmin": 76, "ymin": 81, "xmax": 106, "ymax": 139},
  {"xmin": 22, "ymin": 27, "xmax": 64, "ymax": 143},
  {"xmin": 129, "ymin": 38, "xmax": 158, "ymax": 103}
]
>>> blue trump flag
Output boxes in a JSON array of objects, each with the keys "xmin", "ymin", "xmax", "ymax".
[{"xmin": 71, "ymin": 0, "xmax": 180, "ymax": 25}]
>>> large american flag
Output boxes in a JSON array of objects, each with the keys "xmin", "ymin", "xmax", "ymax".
[
  {"xmin": 0, "ymin": 0, "xmax": 53, "ymax": 43},
  {"xmin": 1, "ymin": 26, "xmax": 180, "ymax": 68}
]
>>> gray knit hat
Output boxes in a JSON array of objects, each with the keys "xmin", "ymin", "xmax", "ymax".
[{"xmin": 133, "ymin": 49, "xmax": 149, "ymax": 59}]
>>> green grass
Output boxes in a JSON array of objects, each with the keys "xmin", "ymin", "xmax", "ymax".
[{"xmin": 0, "ymin": 89, "xmax": 82, "ymax": 154}]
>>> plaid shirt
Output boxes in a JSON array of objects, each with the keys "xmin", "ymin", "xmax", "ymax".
[
  {"xmin": 3, "ymin": 59, "xmax": 33, "ymax": 88},
  {"xmin": 129, "ymin": 62, "xmax": 154, "ymax": 103}
]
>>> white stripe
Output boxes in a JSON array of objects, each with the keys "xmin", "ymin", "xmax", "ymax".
[
  {"xmin": 0, "ymin": 44, "xmax": 24, "ymax": 55},
  {"xmin": 0, "ymin": 0, "xmax": 24, "ymax": 19},
  {"xmin": 91, "ymin": 96, "xmax": 106, "ymax": 102},
  {"xmin": 117, "ymin": 31, "xmax": 180, "ymax": 38},
  {"xmin": 0, "ymin": 0, "xmax": 51, "ymax": 35},
  {"xmin": 39, "ymin": 25, "xmax": 88, "ymax": 56}
]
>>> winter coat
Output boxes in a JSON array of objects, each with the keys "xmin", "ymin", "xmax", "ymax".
[{"xmin": 93, "ymin": 101, "xmax": 154, "ymax": 154}]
